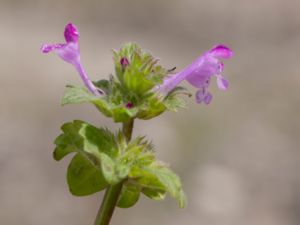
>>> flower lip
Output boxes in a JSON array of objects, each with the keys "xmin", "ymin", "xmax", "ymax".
[{"xmin": 41, "ymin": 43, "xmax": 65, "ymax": 53}]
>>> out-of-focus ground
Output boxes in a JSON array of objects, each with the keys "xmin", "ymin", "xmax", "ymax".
[{"xmin": 0, "ymin": 0, "xmax": 300, "ymax": 225}]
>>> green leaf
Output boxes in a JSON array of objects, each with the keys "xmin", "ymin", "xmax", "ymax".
[
  {"xmin": 123, "ymin": 68, "xmax": 154, "ymax": 95},
  {"xmin": 111, "ymin": 107, "xmax": 137, "ymax": 123},
  {"xmin": 93, "ymin": 79, "xmax": 111, "ymax": 95},
  {"xmin": 113, "ymin": 42, "xmax": 168, "ymax": 96},
  {"xmin": 92, "ymin": 99, "xmax": 112, "ymax": 117},
  {"xmin": 119, "ymin": 137, "xmax": 155, "ymax": 168},
  {"xmin": 99, "ymin": 153, "xmax": 129, "ymax": 184},
  {"xmin": 99, "ymin": 153, "xmax": 117, "ymax": 184},
  {"xmin": 137, "ymin": 95, "xmax": 166, "ymax": 120},
  {"xmin": 61, "ymin": 85, "xmax": 113, "ymax": 118},
  {"xmin": 163, "ymin": 86, "xmax": 191, "ymax": 112},
  {"xmin": 67, "ymin": 153, "xmax": 108, "ymax": 196},
  {"xmin": 53, "ymin": 120, "xmax": 118, "ymax": 161},
  {"xmin": 116, "ymin": 163, "xmax": 131, "ymax": 180},
  {"xmin": 142, "ymin": 188, "xmax": 166, "ymax": 201},
  {"xmin": 144, "ymin": 164, "xmax": 187, "ymax": 208},
  {"xmin": 61, "ymin": 85, "xmax": 98, "ymax": 106},
  {"xmin": 128, "ymin": 166, "xmax": 166, "ymax": 201},
  {"xmin": 53, "ymin": 134, "xmax": 77, "ymax": 161},
  {"xmin": 78, "ymin": 122, "xmax": 118, "ymax": 158},
  {"xmin": 164, "ymin": 96, "xmax": 186, "ymax": 112},
  {"xmin": 117, "ymin": 184, "xmax": 140, "ymax": 208}
]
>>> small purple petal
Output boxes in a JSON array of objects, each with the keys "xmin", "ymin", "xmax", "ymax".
[
  {"xmin": 204, "ymin": 92, "xmax": 213, "ymax": 104},
  {"xmin": 186, "ymin": 73, "xmax": 211, "ymax": 89},
  {"xmin": 41, "ymin": 43, "xmax": 65, "ymax": 53},
  {"xmin": 56, "ymin": 42, "xmax": 80, "ymax": 65},
  {"xmin": 219, "ymin": 62, "xmax": 224, "ymax": 73},
  {"xmin": 120, "ymin": 57, "xmax": 130, "ymax": 68},
  {"xmin": 216, "ymin": 74, "xmax": 229, "ymax": 90},
  {"xmin": 64, "ymin": 23, "xmax": 79, "ymax": 43},
  {"xmin": 41, "ymin": 42, "xmax": 80, "ymax": 66},
  {"xmin": 209, "ymin": 45, "xmax": 233, "ymax": 59},
  {"xmin": 195, "ymin": 88, "xmax": 206, "ymax": 104},
  {"xmin": 196, "ymin": 89, "xmax": 213, "ymax": 104},
  {"xmin": 126, "ymin": 102, "xmax": 134, "ymax": 109},
  {"xmin": 195, "ymin": 90, "xmax": 203, "ymax": 104}
]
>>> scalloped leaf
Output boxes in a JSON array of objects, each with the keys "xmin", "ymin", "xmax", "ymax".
[
  {"xmin": 61, "ymin": 85, "xmax": 98, "ymax": 105},
  {"xmin": 143, "ymin": 164, "xmax": 187, "ymax": 208},
  {"xmin": 53, "ymin": 120, "xmax": 118, "ymax": 161},
  {"xmin": 117, "ymin": 184, "xmax": 140, "ymax": 208},
  {"xmin": 142, "ymin": 188, "xmax": 166, "ymax": 201},
  {"xmin": 67, "ymin": 153, "xmax": 108, "ymax": 196},
  {"xmin": 99, "ymin": 153, "xmax": 130, "ymax": 185}
]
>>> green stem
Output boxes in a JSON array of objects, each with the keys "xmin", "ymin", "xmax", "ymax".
[
  {"xmin": 93, "ymin": 119, "xmax": 134, "ymax": 225},
  {"xmin": 93, "ymin": 182, "xmax": 123, "ymax": 225},
  {"xmin": 122, "ymin": 119, "xmax": 134, "ymax": 142}
]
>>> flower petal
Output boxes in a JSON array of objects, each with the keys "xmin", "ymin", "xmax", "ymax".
[
  {"xmin": 209, "ymin": 45, "xmax": 233, "ymax": 59},
  {"xmin": 196, "ymin": 89, "xmax": 213, "ymax": 104},
  {"xmin": 157, "ymin": 70, "xmax": 189, "ymax": 93},
  {"xmin": 64, "ymin": 23, "xmax": 79, "ymax": 43},
  {"xmin": 203, "ymin": 92, "xmax": 213, "ymax": 104},
  {"xmin": 41, "ymin": 43, "xmax": 65, "ymax": 53},
  {"xmin": 41, "ymin": 42, "xmax": 80, "ymax": 66},
  {"xmin": 120, "ymin": 57, "xmax": 129, "ymax": 68},
  {"xmin": 195, "ymin": 89, "xmax": 205, "ymax": 104},
  {"xmin": 185, "ymin": 56, "xmax": 220, "ymax": 88},
  {"xmin": 56, "ymin": 42, "xmax": 80, "ymax": 65},
  {"xmin": 186, "ymin": 74, "xmax": 210, "ymax": 89},
  {"xmin": 216, "ymin": 74, "xmax": 229, "ymax": 90}
]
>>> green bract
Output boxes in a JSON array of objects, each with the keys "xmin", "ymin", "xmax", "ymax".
[
  {"xmin": 61, "ymin": 43, "xmax": 189, "ymax": 122},
  {"xmin": 54, "ymin": 120, "xmax": 186, "ymax": 208}
]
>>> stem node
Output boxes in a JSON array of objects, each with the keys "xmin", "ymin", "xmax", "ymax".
[{"xmin": 93, "ymin": 119, "xmax": 134, "ymax": 225}]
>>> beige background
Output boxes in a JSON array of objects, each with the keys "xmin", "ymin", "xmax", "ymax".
[{"xmin": 1, "ymin": 0, "xmax": 300, "ymax": 225}]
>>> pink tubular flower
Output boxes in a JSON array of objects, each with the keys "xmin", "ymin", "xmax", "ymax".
[
  {"xmin": 157, "ymin": 45, "xmax": 233, "ymax": 104},
  {"xmin": 41, "ymin": 23, "xmax": 102, "ymax": 96}
]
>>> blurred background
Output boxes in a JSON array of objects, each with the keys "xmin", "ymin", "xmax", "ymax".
[{"xmin": 1, "ymin": 0, "xmax": 300, "ymax": 224}]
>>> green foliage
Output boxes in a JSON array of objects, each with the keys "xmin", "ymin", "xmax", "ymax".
[
  {"xmin": 99, "ymin": 153, "xmax": 130, "ymax": 185},
  {"xmin": 53, "ymin": 121, "xmax": 186, "ymax": 208},
  {"xmin": 61, "ymin": 85, "xmax": 99, "ymax": 106},
  {"xmin": 61, "ymin": 43, "xmax": 189, "ymax": 123},
  {"xmin": 143, "ymin": 164, "xmax": 187, "ymax": 208},
  {"xmin": 67, "ymin": 153, "xmax": 107, "ymax": 196},
  {"xmin": 128, "ymin": 162, "xmax": 186, "ymax": 208},
  {"xmin": 54, "ymin": 42, "xmax": 189, "ymax": 213},
  {"xmin": 113, "ymin": 43, "xmax": 166, "ymax": 95},
  {"xmin": 117, "ymin": 184, "xmax": 140, "ymax": 208},
  {"xmin": 53, "ymin": 120, "xmax": 117, "ymax": 196},
  {"xmin": 54, "ymin": 120, "xmax": 118, "ymax": 160},
  {"xmin": 163, "ymin": 86, "xmax": 191, "ymax": 112}
]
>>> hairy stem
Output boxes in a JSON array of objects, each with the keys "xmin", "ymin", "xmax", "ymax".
[
  {"xmin": 122, "ymin": 119, "xmax": 134, "ymax": 142},
  {"xmin": 93, "ymin": 119, "xmax": 134, "ymax": 225}
]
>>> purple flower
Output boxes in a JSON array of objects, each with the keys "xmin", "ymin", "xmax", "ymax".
[
  {"xmin": 157, "ymin": 45, "xmax": 233, "ymax": 104},
  {"xmin": 41, "ymin": 23, "xmax": 102, "ymax": 96},
  {"xmin": 120, "ymin": 57, "xmax": 130, "ymax": 69},
  {"xmin": 125, "ymin": 102, "xmax": 134, "ymax": 109}
]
